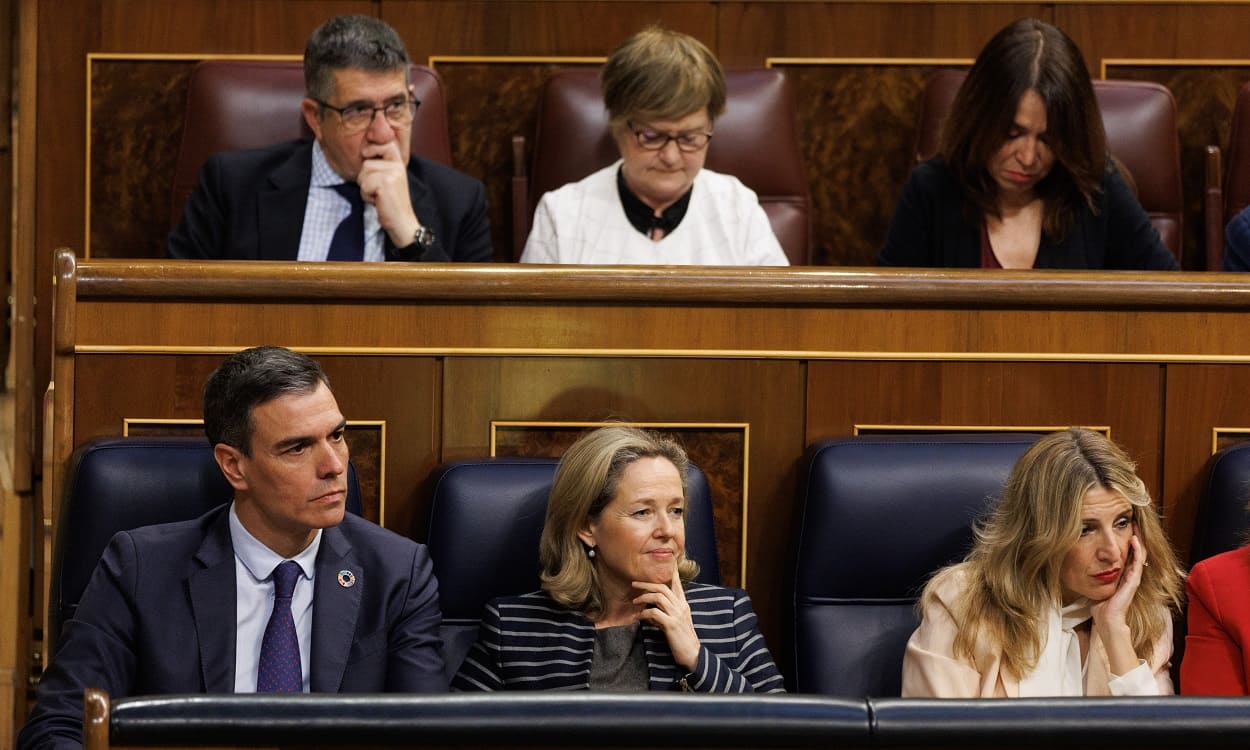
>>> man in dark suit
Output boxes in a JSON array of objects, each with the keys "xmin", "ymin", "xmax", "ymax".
[
  {"xmin": 167, "ymin": 15, "xmax": 492, "ymax": 262},
  {"xmin": 19, "ymin": 346, "xmax": 445, "ymax": 750}
]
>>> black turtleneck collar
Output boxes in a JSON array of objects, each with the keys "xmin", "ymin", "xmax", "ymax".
[{"xmin": 616, "ymin": 166, "xmax": 692, "ymax": 240}]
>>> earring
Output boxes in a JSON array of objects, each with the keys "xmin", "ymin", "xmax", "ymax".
[{"xmin": 587, "ymin": 546, "xmax": 596, "ymax": 559}]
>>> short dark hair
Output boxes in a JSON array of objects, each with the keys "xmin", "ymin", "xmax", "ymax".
[
  {"xmin": 203, "ymin": 346, "xmax": 330, "ymax": 456},
  {"xmin": 304, "ymin": 14, "xmax": 410, "ymax": 102},
  {"xmin": 939, "ymin": 18, "xmax": 1106, "ymax": 241}
]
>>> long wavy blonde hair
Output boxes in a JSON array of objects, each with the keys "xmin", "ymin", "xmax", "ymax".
[{"xmin": 920, "ymin": 428, "xmax": 1183, "ymax": 679}]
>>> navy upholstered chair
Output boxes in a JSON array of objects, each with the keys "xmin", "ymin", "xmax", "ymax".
[
  {"xmin": 426, "ymin": 457, "xmax": 721, "ymax": 680},
  {"xmin": 790, "ymin": 433, "xmax": 1040, "ymax": 697},
  {"xmin": 1190, "ymin": 442, "xmax": 1250, "ymax": 566},
  {"xmin": 50, "ymin": 436, "xmax": 362, "ymax": 653}
]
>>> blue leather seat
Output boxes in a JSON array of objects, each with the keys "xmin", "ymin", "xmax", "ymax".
[
  {"xmin": 790, "ymin": 433, "xmax": 1040, "ymax": 696},
  {"xmin": 1190, "ymin": 441, "xmax": 1250, "ymax": 565},
  {"xmin": 50, "ymin": 436, "xmax": 362, "ymax": 653},
  {"xmin": 427, "ymin": 457, "xmax": 721, "ymax": 679}
]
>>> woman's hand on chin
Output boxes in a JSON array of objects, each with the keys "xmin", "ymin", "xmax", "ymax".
[
  {"xmin": 1090, "ymin": 534, "xmax": 1146, "ymax": 675},
  {"xmin": 633, "ymin": 568, "xmax": 700, "ymax": 672}
]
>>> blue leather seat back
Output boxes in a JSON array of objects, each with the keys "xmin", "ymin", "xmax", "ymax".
[
  {"xmin": 427, "ymin": 457, "xmax": 720, "ymax": 679},
  {"xmin": 1191, "ymin": 442, "xmax": 1250, "ymax": 565},
  {"xmin": 51, "ymin": 436, "xmax": 362, "ymax": 653},
  {"xmin": 791, "ymin": 433, "xmax": 1040, "ymax": 696}
]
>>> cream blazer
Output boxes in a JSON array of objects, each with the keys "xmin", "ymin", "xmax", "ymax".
[{"xmin": 901, "ymin": 566, "xmax": 1174, "ymax": 697}]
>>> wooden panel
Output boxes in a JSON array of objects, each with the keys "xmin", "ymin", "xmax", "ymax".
[
  {"xmin": 442, "ymin": 356, "xmax": 806, "ymax": 647},
  {"xmin": 89, "ymin": 60, "xmax": 194, "ymax": 259},
  {"xmin": 1057, "ymin": 4, "xmax": 1250, "ymax": 68},
  {"xmin": 386, "ymin": 2, "xmax": 715, "ymax": 58},
  {"xmin": 93, "ymin": 0, "xmax": 359, "ymax": 52},
  {"xmin": 1163, "ymin": 365, "xmax": 1250, "ymax": 561},
  {"xmin": 716, "ymin": 3, "xmax": 1046, "ymax": 65},
  {"xmin": 771, "ymin": 62, "xmax": 968, "ymax": 266},
  {"xmin": 806, "ymin": 360, "xmax": 1166, "ymax": 517}
]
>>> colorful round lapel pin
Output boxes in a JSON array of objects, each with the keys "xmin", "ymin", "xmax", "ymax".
[{"xmin": 337, "ymin": 570, "xmax": 356, "ymax": 588}]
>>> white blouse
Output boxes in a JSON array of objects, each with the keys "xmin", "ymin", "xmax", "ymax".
[{"xmin": 1017, "ymin": 598, "xmax": 1157, "ymax": 696}]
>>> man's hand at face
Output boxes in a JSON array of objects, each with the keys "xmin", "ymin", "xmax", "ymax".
[{"xmin": 357, "ymin": 140, "xmax": 422, "ymax": 246}]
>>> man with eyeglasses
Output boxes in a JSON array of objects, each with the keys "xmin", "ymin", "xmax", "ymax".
[
  {"xmin": 168, "ymin": 15, "xmax": 491, "ymax": 263},
  {"xmin": 519, "ymin": 27, "xmax": 787, "ymax": 266}
]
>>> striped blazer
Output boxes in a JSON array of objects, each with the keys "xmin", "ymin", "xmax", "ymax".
[{"xmin": 452, "ymin": 584, "xmax": 785, "ymax": 693}]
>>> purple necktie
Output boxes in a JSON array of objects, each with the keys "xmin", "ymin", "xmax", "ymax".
[
  {"xmin": 256, "ymin": 560, "xmax": 302, "ymax": 692},
  {"xmin": 327, "ymin": 183, "xmax": 365, "ymax": 261}
]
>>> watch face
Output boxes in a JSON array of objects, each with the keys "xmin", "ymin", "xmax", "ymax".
[{"xmin": 415, "ymin": 226, "xmax": 435, "ymax": 248}]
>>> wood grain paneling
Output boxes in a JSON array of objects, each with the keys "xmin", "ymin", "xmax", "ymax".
[
  {"xmin": 1163, "ymin": 365, "xmax": 1250, "ymax": 561},
  {"xmin": 807, "ymin": 360, "xmax": 1166, "ymax": 505},
  {"xmin": 93, "ymin": 0, "xmax": 360, "ymax": 53},
  {"xmin": 89, "ymin": 60, "xmax": 193, "ymax": 259},
  {"xmin": 1057, "ymin": 4, "xmax": 1250, "ymax": 70},
  {"xmin": 717, "ymin": 3, "xmax": 1045, "ymax": 65},
  {"xmin": 386, "ymin": 2, "xmax": 715, "ymax": 58},
  {"xmin": 771, "ymin": 62, "xmax": 969, "ymax": 266}
]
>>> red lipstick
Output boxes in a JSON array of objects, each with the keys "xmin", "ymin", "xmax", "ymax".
[{"xmin": 1093, "ymin": 568, "xmax": 1122, "ymax": 584}]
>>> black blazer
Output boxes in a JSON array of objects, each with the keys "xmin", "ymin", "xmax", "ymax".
[
  {"xmin": 878, "ymin": 159, "xmax": 1178, "ymax": 270},
  {"xmin": 167, "ymin": 138, "xmax": 492, "ymax": 262},
  {"xmin": 19, "ymin": 506, "xmax": 445, "ymax": 750}
]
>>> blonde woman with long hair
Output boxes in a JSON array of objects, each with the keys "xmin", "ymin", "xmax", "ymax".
[{"xmin": 903, "ymin": 429, "xmax": 1183, "ymax": 697}]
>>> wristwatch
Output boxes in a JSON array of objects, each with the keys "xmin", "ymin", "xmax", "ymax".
[{"xmin": 412, "ymin": 224, "xmax": 436, "ymax": 251}]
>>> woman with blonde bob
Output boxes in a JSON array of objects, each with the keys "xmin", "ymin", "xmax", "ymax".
[
  {"xmin": 520, "ymin": 27, "xmax": 787, "ymax": 265},
  {"xmin": 453, "ymin": 425, "xmax": 784, "ymax": 692},
  {"xmin": 903, "ymin": 428, "xmax": 1183, "ymax": 697}
]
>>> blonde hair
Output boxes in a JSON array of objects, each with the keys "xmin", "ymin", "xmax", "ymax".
[
  {"xmin": 601, "ymin": 26, "xmax": 726, "ymax": 128},
  {"xmin": 920, "ymin": 428, "xmax": 1183, "ymax": 679},
  {"xmin": 539, "ymin": 425, "xmax": 699, "ymax": 620}
]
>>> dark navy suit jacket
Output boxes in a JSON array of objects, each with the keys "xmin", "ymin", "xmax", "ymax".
[
  {"xmin": 19, "ymin": 505, "xmax": 445, "ymax": 750},
  {"xmin": 166, "ymin": 138, "xmax": 492, "ymax": 262}
]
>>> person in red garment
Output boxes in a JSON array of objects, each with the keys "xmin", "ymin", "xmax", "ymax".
[{"xmin": 1182, "ymin": 546, "xmax": 1250, "ymax": 694}]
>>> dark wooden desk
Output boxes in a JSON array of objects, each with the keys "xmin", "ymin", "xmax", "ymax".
[{"xmin": 48, "ymin": 251, "xmax": 1250, "ymax": 658}]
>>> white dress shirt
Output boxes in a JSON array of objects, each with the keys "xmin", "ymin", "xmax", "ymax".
[
  {"xmin": 297, "ymin": 141, "xmax": 385, "ymax": 262},
  {"xmin": 229, "ymin": 503, "xmax": 322, "ymax": 692}
]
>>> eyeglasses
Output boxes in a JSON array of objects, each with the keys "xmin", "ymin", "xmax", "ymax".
[
  {"xmin": 315, "ymin": 95, "xmax": 420, "ymax": 135},
  {"xmin": 627, "ymin": 120, "xmax": 713, "ymax": 152}
]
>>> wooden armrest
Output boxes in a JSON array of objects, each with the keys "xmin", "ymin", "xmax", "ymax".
[
  {"xmin": 1205, "ymin": 145, "xmax": 1224, "ymax": 270},
  {"xmin": 511, "ymin": 134, "xmax": 529, "ymax": 262}
]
